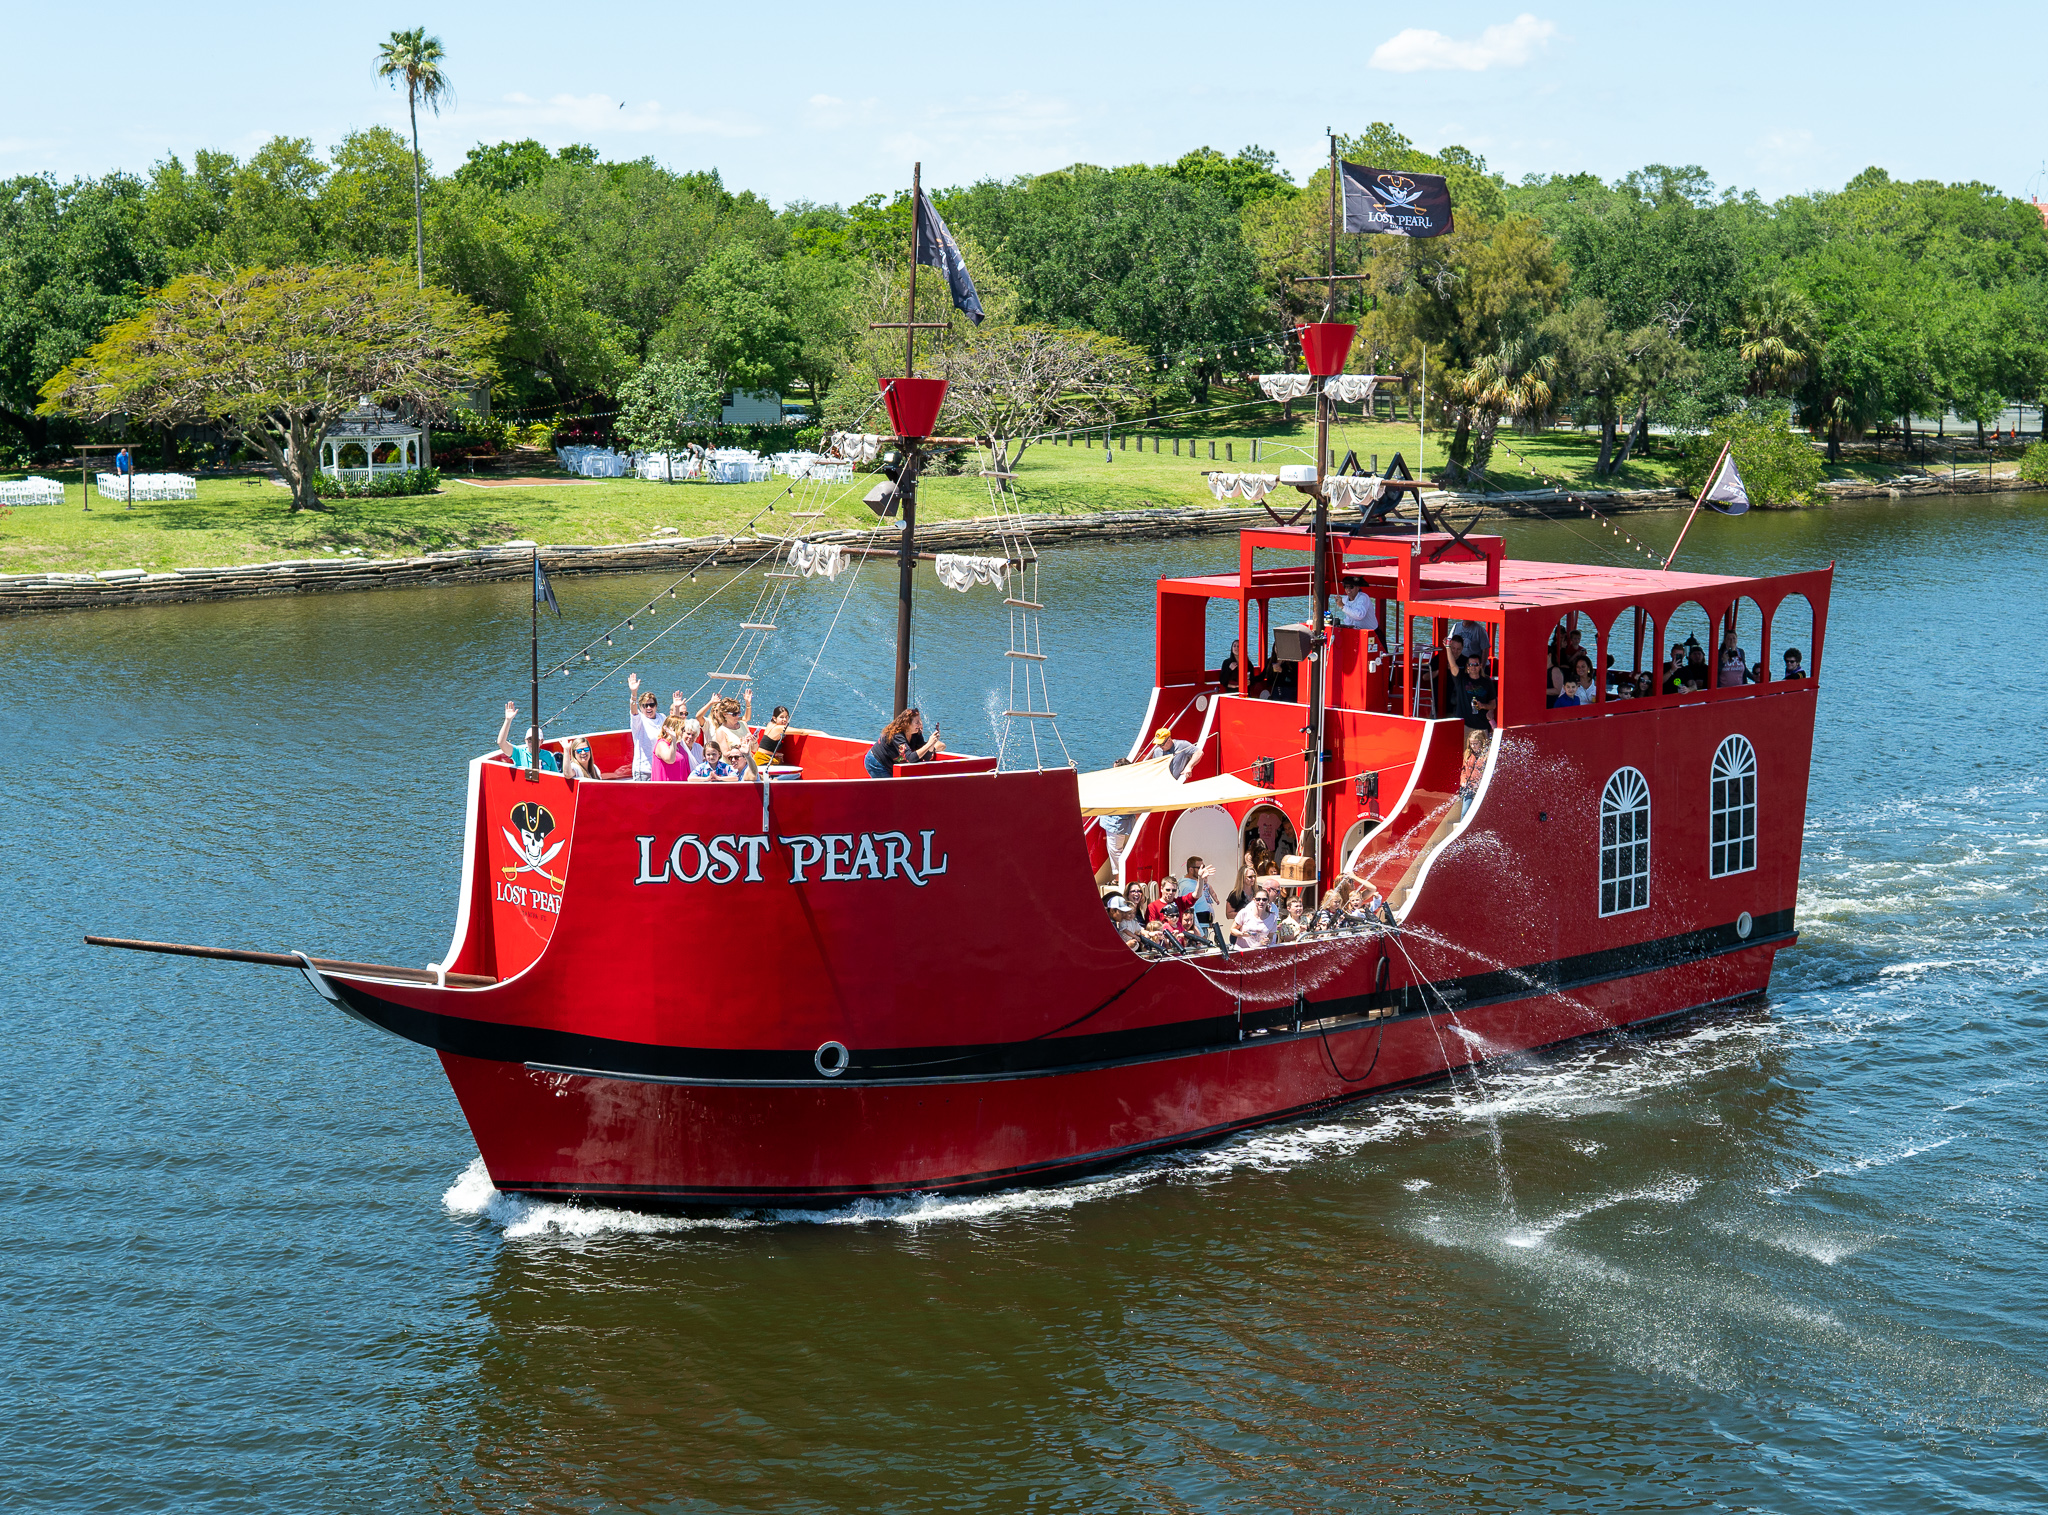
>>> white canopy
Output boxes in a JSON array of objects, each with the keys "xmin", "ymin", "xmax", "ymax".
[{"xmin": 1075, "ymin": 755, "xmax": 1277, "ymax": 818}]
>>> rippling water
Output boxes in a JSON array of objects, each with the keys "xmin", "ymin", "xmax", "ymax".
[{"xmin": 6, "ymin": 494, "xmax": 2044, "ymax": 1511}]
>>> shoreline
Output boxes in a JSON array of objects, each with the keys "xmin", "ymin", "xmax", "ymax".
[{"xmin": 2, "ymin": 473, "xmax": 2036, "ymax": 617}]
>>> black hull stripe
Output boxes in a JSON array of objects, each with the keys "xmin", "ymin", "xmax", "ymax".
[
  {"xmin": 332, "ymin": 911, "xmax": 1792, "ymax": 1085},
  {"xmin": 497, "ymin": 990, "xmax": 1767, "ymax": 1208}
]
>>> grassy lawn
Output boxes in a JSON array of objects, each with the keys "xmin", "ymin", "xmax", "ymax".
[{"xmin": 0, "ymin": 391, "xmax": 1706, "ymax": 577}]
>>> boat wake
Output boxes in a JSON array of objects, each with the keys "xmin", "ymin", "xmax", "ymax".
[{"xmin": 442, "ymin": 1153, "xmax": 1174, "ymax": 1239}]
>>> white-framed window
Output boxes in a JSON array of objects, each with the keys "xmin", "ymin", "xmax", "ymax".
[
  {"xmin": 1710, "ymin": 735, "xmax": 1757, "ymax": 878},
  {"xmin": 1600, "ymin": 767, "xmax": 1651, "ymax": 916}
]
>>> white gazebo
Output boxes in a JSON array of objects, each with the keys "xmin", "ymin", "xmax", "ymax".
[{"xmin": 320, "ymin": 399, "xmax": 423, "ymax": 483}]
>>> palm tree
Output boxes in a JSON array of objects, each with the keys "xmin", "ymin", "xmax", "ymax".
[
  {"xmin": 1452, "ymin": 333, "xmax": 1557, "ymax": 482},
  {"xmin": 1738, "ymin": 284, "xmax": 1819, "ymax": 397},
  {"xmin": 376, "ymin": 28, "xmax": 451, "ymax": 288}
]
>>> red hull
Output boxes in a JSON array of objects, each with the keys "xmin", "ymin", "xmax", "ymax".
[{"xmin": 434, "ymin": 942, "xmax": 1781, "ymax": 1205}]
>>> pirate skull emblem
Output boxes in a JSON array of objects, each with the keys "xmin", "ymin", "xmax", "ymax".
[
  {"xmin": 502, "ymin": 801, "xmax": 565, "ymax": 887},
  {"xmin": 1373, "ymin": 173, "xmax": 1425, "ymax": 212}
]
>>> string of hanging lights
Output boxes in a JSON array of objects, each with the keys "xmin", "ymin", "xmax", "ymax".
[
  {"xmin": 536, "ymin": 497, "xmax": 785, "ymax": 679},
  {"xmin": 540, "ymin": 538, "xmax": 788, "ymax": 730},
  {"xmin": 534, "ymin": 388, "xmax": 897, "ymax": 720},
  {"xmin": 1466, "ymin": 434, "xmax": 1673, "ymax": 567},
  {"xmin": 532, "ymin": 391, "xmax": 892, "ymax": 677}
]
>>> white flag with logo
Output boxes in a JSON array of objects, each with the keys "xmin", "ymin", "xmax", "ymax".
[{"xmin": 1704, "ymin": 452, "xmax": 1750, "ymax": 515}]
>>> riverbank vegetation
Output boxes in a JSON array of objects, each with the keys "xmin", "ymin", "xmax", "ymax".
[{"xmin": 5, "ymin": 121, "xmax": 2044, "ymax": 530}]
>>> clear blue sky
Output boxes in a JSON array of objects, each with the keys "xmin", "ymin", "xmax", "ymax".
[{"xmin": 8, "ymin": 0, "xmax": 2043, "ymax": 208}]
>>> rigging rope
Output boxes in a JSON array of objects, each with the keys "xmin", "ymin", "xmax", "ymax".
[
  {"xmin": 534, "ymin": 390, "xmax": 897, "ymax": 729},
  {"xmin": 541, "ymin": 540, "xmax": 785, "ymax": 731}
]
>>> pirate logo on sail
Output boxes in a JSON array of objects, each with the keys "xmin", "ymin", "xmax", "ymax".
[{"xmin": 634, "ymin": 830, "xmax": 949, "ymax": 887}]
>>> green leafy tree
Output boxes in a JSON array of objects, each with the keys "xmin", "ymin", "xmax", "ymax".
[
  {"xmin": 429, "ymin": 181, "xmax": 635, "ymax": 407},
  {"xmin": 1242, "ymin": 164, "xmax": 1368, "ymax": 340},
  {"xmin": 144, "ymin": 137, "xmax": 329, "ymax": 271},
  {"xmin": 1613, "ymin": 321, "xmax": 1696, "ymax": 467},
  {"xmin": 0, "ymin": 172, "xmax": 164, "ymax": 453},
  {"xmin": 519, "ymin": 158, "xmax": 781, "ymax": 360},
  {"xmin": 936, "ymin": 324, "xmax": 1148, "ymax": 479},
  {"xmin": 1793, "ymin": 236, "xmax": 1936, "ymax": 458},
  {"xmin": 944, "ymin": 166, "xmax": 1257, "ymax": 402},
  {"xmin": 1367, "ymin": 212, "xmax": 1568, "ymax": 474},
  {"xmin": 375, "ymin": 27, "xmax": 451, "ymax": 286},
  {"xmin": 454, "ymin": 139, "xmax": 598, "ymax": 198},
  {"xmin": 658, "ymin": 241, "xmax": 800, "ymax": 398},
  {"xmin": 140, "ymin": 150, "xmax": 238, "ymax": 272},
  {"xmin": 1531, "ymin": 170, "xmax": 1742, "ymax": 342},
  {"xmin": 1542, "ymin": 299, "xmax": 1630, "ymax": 471},
  {"xmin": 781, "ymin": 254, "xmax": 861, "ymax": 417},
  {"xmin": 1676, "ymin": 406, "xmax": 1824, "ymax": 507},
  {"xmin": 785, "ymin": 191, "xmax": 909, "ymax": 264},
  {"xmin": 615, "ymin": 355, "xmax": 724, "ymax": 460},
  {"xmin": 1167, "ymin": 146, "xmax": 1295, "ymax": 210},
  {"xmin": 1439, "ymin": 331, "xmax": 1557, "ymax": 482},
  {"xmin": 39, "ymin": 261, "xmax": 502, "ymax": 511},
  {"xmin": 321, "ymin": 128, "xmax": 418, "ymax": 263}
]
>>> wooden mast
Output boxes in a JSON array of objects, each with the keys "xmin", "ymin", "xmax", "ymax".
[
  {"xmin": 1305, "ymin": 131, "xmax": 1339, "ymax": 892},
  {"xmin": 893, "ymin": 161, "xmax": 923, "ymax": 717},
  {"xmin": 528, "ymin": 547, "xmax": 542, "ymax": 781},
  {"xmin": 862, "ymin": 163, "xmax": 949, "ymax": 715}
]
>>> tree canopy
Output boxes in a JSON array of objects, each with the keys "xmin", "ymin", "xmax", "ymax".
[
  {"xmin": 38, "ymin": 261, "xmax": 502, "ymax": 510},
  {"xmin": 6, "ymin": 123, "xmax": 2046, "ymax": 474}
]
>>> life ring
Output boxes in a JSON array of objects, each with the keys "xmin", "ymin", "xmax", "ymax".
[{"xmin": 814, "ymin": 1041, "xmax": 850, "ymax": 1078}]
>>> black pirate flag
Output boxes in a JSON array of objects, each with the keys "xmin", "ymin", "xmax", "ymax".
[{"xmin": 1340, "ymin": 163, "xmax": 1454, "ymax": 238}]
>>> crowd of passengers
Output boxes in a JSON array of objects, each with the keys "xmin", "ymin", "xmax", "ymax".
[
  {"xmin": 492, "ymin": 674, "xmax": 950, "ymax": 782},
  {"xmin": 1542, "ymin": 623, "xmax": 1811, "ymax": 709},
  {"xmin": 1102, "ymin": 850, "xmax": 1397, "ymax": 959}
]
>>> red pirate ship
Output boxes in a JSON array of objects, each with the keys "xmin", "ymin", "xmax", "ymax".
[{"xmin": 94, "ymin": 154, "xmax": 1830, "ymax": 1208}]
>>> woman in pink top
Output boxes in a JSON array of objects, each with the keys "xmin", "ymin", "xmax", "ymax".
[{"xmin": 652, "ymin": 715, "xmax": 694, "ymax": 781}]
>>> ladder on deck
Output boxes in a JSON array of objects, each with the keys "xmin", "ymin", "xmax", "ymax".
[
  {"xmin": 1410, "ymin": 636, "xmax": 1437, "ymax": 719},
  {"xmin": 984, "ymin": 438, "xmax": 1068, "ymax": 770}
]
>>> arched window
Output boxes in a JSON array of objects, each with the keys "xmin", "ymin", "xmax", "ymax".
[
  {"xmin": 1710, "ymin": 735, "xmax": 1757, "ymax": 877},
  {"xmin": 1600, "ymin": 767, "xmax": 1651, "ymax": 916}
]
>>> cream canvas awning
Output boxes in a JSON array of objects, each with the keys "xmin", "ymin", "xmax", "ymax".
[{"xmin": 1075, "ymin": 755, "xmax": 1277, "ymax": 818}]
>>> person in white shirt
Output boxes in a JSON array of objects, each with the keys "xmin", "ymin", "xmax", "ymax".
[
  {"xmin": 1233, "ymin": 887, "xmax": 1279, "ymax": 949},
  {"xmin": 1335, "ymin": 585, "xmax": 1378, "ymax": 630},
  {"xmin": 1181, "ymin": 856, "xmax": 1227, "ymax": 954},
  {"xmin": 625, "ymin": 673, "xmax": 681, "ymax": 780}
]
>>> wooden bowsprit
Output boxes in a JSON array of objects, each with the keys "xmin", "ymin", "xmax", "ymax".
[{"xmin": 85, "ymin": 935, "xmax": 498, "ymax": 988}]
